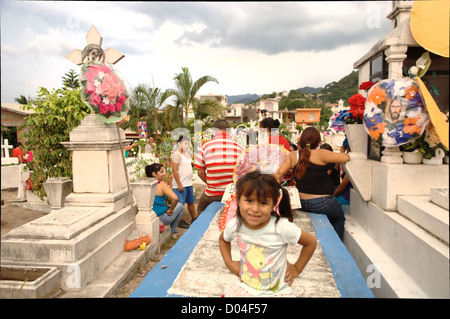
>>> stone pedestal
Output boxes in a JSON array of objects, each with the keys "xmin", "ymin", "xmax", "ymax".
[
  {"xmin": 61, "ymin": 114, "xmax": 131, "ymax": 195},
  {"xmin": 131, "ymin": 177, "xmax": 159, "ymax": 245},
  {"xmin": 381, "ymin": 146, "xmax": 403, "ymax": 164}
]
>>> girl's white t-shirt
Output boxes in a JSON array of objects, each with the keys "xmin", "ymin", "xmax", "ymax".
[
  {"xmin": 223, "ymin": 215, "xmax": 302, "ymax": 296},
  {"xmin": 172, "ymin": 151, "xmax": 193, "ymax": 188}
]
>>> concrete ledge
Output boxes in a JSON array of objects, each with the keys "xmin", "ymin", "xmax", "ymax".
[{"xmin": 309, "ymin": 213, "xmax": 374, "ymax": 298}]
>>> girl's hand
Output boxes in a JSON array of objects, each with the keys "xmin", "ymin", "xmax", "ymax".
[
  {"xmin": 284, "ymin": 262, "xmax": 301, "ymax": 286},
  {"xmin": 166, "ymin": 208, "xmax": 173, "ymax": 216},
  {"xmin": 178, "ymin": 185, "xmax": 184, "ymax": 192}
]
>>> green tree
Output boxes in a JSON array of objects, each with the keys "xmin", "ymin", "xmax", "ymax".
[
  {"xmin": 62, "ymin": 69, "xmax": 80, "ymax": 89},
  {"xmin": 133, "ymin": 83, "xmax": 176, "ymax": 135},
  {"xmin": 192, "ymin": 99, "xmax": 225, "ymax": 126},
  {"xmin": 171, "ymin": 67, "xmax": 218, "ymax": 125},
  {"xmin": 14, "ymin": 95, "xmax": 28, "ymax": 105},
  {"xmin": 20, "ymin": 86, "xmax": 90, "ymax": 198}
]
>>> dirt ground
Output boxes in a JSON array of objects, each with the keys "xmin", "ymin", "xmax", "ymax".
[
  {"xmin": 1, "ymin": 189, "xmax": 47, "ymax": 236},
  {"xmin": 0, "ymin": 185, "xmax": 206, "ymax": 298}
]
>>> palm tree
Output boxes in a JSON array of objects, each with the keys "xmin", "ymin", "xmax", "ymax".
[
  {"xmin": 171, "ymin": 67, "xmax": 218, "ymax": 125},
  {"xmin": 133, "ymin": 83, "xmax": 177, "ymax": 135},
  {"xmin": 14, "ymin": 95, "xmax": 28, "ymax": 105},
  {"xmin": 193, "ymin": 99, "xmax": 226, "ymax": 126},
  {"xmin": 163, "ymin": 99, "xmax": 184, "ymax": 132},
  {"xmin": 126, "ymin": 86, "xmax": 148, "ymax": 133}
]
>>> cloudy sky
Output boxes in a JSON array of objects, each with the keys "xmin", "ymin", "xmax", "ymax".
[{"xmin": 1, "ymin": 1, "xmax": 392, "ymax": 103}]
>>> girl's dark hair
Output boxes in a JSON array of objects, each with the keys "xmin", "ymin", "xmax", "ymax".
[
  {"xmin": 176, "ymin": 135, "xmax": 191, "ymax": 143},
  {"xmin": 260, "ymin": 117, "xmax": 280, "ymax": 129},
  {"xmin": 295, "ymin": 126, "xmax": 321, "ymax": 180},
  {"xmin": 235, "ymin": 170, "xmax": 293, "ymax": 229},
  {"xmin": 145, "ymin": 163, "xmax": 163, "ymax": 178}
]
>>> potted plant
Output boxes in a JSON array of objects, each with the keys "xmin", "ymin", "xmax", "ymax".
[{"xmin": 400, "ymin": 133, "xmax": 428, "ymax": 164}]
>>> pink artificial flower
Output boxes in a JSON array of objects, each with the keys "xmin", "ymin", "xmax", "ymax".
[
  {"xmin": 90, "ymin": 94, "xmax": 101, "ymax": 106},
  {"xmin": 100, "ymin": 74, "xmax": 122, "ymax": 101},
  {"xmin": 108, "ymin": 103, "xmax": 116, "ymax": 113},
  {"xmin": 99, "ymin": 103, "xmax": 109, "ymax": 114},
  {"xmin": 114, "ymin": 102, "xmax": 122, "ymax": 113},
  {"xmin": 117, "ymin": 94, "xmax": 126, "ymax": 106}
]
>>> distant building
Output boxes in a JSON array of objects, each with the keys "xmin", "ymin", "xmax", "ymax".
[
  {"xmin": 296, "ymin": 108, "xmax": 321, "ymax": 126},
  {"xmin": 1, "ymin": 102, "xmax": 35, "ymax": 146},
  {"xmin": 197, "ymin": 93, "xmax": 228, "ymax": 106}
]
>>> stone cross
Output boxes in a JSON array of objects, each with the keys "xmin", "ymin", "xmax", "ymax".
[
  {"xmin": 1, "ymin": 139, "xmax": 13, "ymax": 158},
  {"xmin": 66, "ymin": 25, "xmax": 125, "ymax": 65}
]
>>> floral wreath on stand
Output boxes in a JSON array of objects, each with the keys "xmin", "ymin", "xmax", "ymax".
[
  {"xmin": 80, "ymin": 61, "xmax": 129, "ymax": 123},
  {"xmin": 363, "ymin": 78, "xmax": 430, "ymax": 147}
]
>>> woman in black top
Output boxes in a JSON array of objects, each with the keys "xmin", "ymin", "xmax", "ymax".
[{"xmin": 274, "ymin": 127, "xmax": 350, "ymax": 239}]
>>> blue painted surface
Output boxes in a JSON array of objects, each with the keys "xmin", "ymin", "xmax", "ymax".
[
  {"xmin": 130, "ymin": 201, "xmax": 224, "ymax": 298},
  {"xmin": 309, "ymin": 213, "xmax": 374, "ymax": 298},
  {"xmin": 130, "ymin": 202, "xmax": 373, "ymax": 298}
]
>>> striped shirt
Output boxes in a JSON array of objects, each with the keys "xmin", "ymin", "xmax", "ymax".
[{"xmin": 194, "ymin": 132, "xmax": 244, "ymax": 197}]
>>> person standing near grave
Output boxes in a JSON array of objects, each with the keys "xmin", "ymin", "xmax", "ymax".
[
  {"xmin": 145, "ymin": 136, "xmax": 157, "ymax": 155},
  {"xmin": 12, "ymin": 142, "xmax": 25, "ymax": 163},
  {"xmin": 172, "ymin": 135, "xmax": 197, "ymax": 228},
  {"xmin": 194, "ymin": 119, "xmax": 244, "ymax": 216},
  {"xmin": 259, "ymin": 117, "xmax": 291, "ymax": 152},
  {"xmin": 274, "ymin": 127, "xmax": 350, "ymax": 239}
]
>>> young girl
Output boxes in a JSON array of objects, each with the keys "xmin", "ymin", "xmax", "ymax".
[
  {"xmin": 219, "ymin": 171, "xmax": 317, "ymax": 296},
  {"xmin": 145, "ymin": 163, "xmax": 184, "ymax": 238},
  {"xmin": 171, "ymin": 136, "xmax": 197, "ymax": 227}
]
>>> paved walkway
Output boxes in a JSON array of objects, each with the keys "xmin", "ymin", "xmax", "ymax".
[{"xmin": 130, "ymin": 202, "xmax": 374, "ymax": 298}]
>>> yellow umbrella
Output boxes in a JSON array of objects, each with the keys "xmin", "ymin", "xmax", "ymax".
[{"xmin": 410, "ymin": 0, "xmax": 449, "ymax": 58}]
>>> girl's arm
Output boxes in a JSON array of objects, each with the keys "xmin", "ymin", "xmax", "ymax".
[
  {"xmin": 160, "ymin": 182, "xmax": 179, "ymax": 215},
  {"xmin": 274, "ymin": 151, "xmax": 296, "ymax": 180},
  {"xmin": 318, "ymin": 149, "xmax": 350, "ymax": 164},
  {"xmin": 219, "ymin": 232, "xmax": 241, "ymax": 277},
  {"xmin": 171, "ymin": 153, "xmax": 184, "ymax": 192},
  {"xmin": 284, "ymin": 230, "xmax": 317, "ymax": 286}
]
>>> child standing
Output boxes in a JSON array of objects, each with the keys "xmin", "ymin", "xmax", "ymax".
[
  {"xmin": 171, "ymin": 136, "xmax": 197, "ymax": 227},
  {"xmin": 219, "ymin": 171, "xmax": 317, "ymax": 296}
]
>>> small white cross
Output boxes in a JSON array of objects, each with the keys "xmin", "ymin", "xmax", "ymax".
[
  {"xmin": 66, "ymin": 25, "xmax": 125, "ymax": 65},
  {"xmin": 1, "ymin": 139, "xmax": 13, "ymax": 158}
]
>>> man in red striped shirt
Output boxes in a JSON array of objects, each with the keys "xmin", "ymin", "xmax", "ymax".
[{"xmin": 194, "ymin": 119, "xmax": 243, "ymax": 216}]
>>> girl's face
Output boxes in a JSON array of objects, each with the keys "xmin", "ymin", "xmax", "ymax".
[
  {"xmin": 153, "ymin": 166, "xmax": 166, "ymax": 181},
  {"xmin": 179, "ymin": 140, "xmax": 190, "ymax": 151},
  {"xmin": 238, "ymin": 191, "xmax": 274, "ymax": 230}
]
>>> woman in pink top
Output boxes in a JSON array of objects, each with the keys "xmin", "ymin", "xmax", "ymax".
[{"xmin": 259, "ymin": 118, "xmax": 291, "ymax": 152}]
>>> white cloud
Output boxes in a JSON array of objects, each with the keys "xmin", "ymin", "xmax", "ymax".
[
  {"xmin": 1, "ymin": 1, "xmax": 393, "ymax": 103},
  {"xmin": 1, "ymin": 45, "xmax": 19, "ymax": 56},
  {"xmin": 26, "ymin": 28, "xmax": 76, "ymax": 56}
]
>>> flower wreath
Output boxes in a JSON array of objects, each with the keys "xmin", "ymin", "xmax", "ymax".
[
  {"xmin": 80, "ymin": 61, "xmax": 129, "ymax": 123},
  {"xmin": 363, "ymin": 78, "xmax": 430, "ymax": 147}
]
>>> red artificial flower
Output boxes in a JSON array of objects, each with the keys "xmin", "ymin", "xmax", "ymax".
[
  {"xmin": 359, "ymin": 81, "xmax": 376, "ymax": 91},
  {"xmin": 348, "ymin": 94, "xmax": 366, "ymax": 123}
]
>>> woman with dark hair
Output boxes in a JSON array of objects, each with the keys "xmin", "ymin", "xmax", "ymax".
[
  {"xmin": 274, "ymin": 127, "xmax": 350, "ymax": 239},
  {"xmin": 259, "ymin": 117, "xmax": 291, "ymax": 151},
  {"xmin": 145, "ymin": 163, "xmax": 184, "ymax": 238}
]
